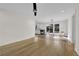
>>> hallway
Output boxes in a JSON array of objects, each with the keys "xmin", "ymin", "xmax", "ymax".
[{"xmin": 0, "ymin": 35, "xmax": 77, "ymax": 56}]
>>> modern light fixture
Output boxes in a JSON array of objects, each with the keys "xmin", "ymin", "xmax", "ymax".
[{"xmin": 33, "ymin": 3, "xmax": 37, "ymax": 16}]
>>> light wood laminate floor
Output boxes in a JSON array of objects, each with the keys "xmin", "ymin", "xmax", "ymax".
[{"xmin": 0, "ymin": 35, "xmax": 78, "ymax": 56}]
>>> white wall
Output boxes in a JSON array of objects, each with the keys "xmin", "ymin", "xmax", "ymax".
[
  {"xmin": 68, "ymin": 17, "xmax": 72, "ymax": 41},
  {"xmin": 54, "ymin": 20, "xmax": 68, "ymax": 35},
  {"xmin": 70, "ymin": 7, "xmax": 79, "ymax": 55},
  {"xmin": 63, "ymin": 7, "xmax": 79, "ymax": 55},
  {"xmin": 0, "ymin": 9, "xmax": 35, "ymax": 46},
  {"xmin": 67, "ymin": 12, "xmax": 77, "ymax": 43},
  {"xmin": 72, "ymin": 14, "xmax": 76, "ymax": 43},
  {"xmin": 75, "ymin": 8, "xmax": 79, "ymax": 55}
]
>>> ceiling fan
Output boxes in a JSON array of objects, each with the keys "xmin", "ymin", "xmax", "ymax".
[{"xmin": 33, "ymin": 3, "xmax": 37, "ymax": 16}]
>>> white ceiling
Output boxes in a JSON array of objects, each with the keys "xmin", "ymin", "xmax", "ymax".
[
  {"xmin": 36, "ymin": 3, "xmax": 77, "ymax": 23},
  {"xmin": 0, "ymin": 3, "xmax": 78, "ymax": 23}
]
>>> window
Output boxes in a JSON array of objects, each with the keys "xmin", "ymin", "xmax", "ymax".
[
  {"xmin": 46, "ymin": 24, "xmax": 53, "ymax": 33},
  {"xmin": 54, "ymin": 24, "xmax": 59, "ymax": 33},
  {"xmin": 50, "ymin": 24, "xmax": 53, "ymax": 33},
  {"xmin": 46, "ymin": 24, "xmax": 59, "ymax": 33}
]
